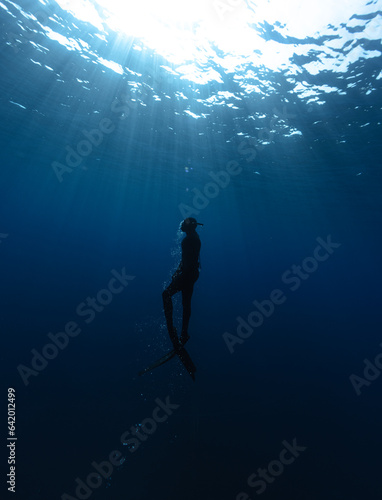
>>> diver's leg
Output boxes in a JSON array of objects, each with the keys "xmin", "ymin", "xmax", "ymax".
[
  {"xmin": 162, "ymin": 282, "xmax": 180, "ymax": 348},
  {"xmin": 162, "ymin": 287, "xmax": 176, "ymax": 333},
  {"xmin": 180, "ymin": 286, "xmax": 194, "ymax": 345},
  {"xmin": 180, "ymin": 272, "xmax": 198, "ymax": 344}
]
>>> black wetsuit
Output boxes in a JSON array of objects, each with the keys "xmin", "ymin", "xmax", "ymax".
[{"xmin": 162, "ymin": 230, "xmax": 201, "ymax": 344}]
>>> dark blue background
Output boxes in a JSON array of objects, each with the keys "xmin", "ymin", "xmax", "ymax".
[{"xmin": 1, "ymin": 1, "xmax": 381, "ymax": 499}]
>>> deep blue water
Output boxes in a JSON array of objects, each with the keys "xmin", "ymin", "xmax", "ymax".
[{"xmin": 1, "ymin": 1, "xmax": 382, "ymax": 499}]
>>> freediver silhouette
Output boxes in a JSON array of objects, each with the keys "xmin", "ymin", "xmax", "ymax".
[{"xmin": 162, "ymin": 217, "xmax": 203, "ymax": 350}]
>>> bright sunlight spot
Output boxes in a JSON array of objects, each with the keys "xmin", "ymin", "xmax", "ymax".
[{"xmin": 53, "ymin": 0, "xmax": 381, "ymax": 80}]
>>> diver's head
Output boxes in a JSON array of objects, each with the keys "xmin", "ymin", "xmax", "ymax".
[{"xmin": 180, "ymin": 217, "xmax": 203, "ymax": 233}]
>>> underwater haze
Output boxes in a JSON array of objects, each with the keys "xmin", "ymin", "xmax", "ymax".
[{"xmin": 1, "ymin": 0, "xmax": 382, "ymax": 499}]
